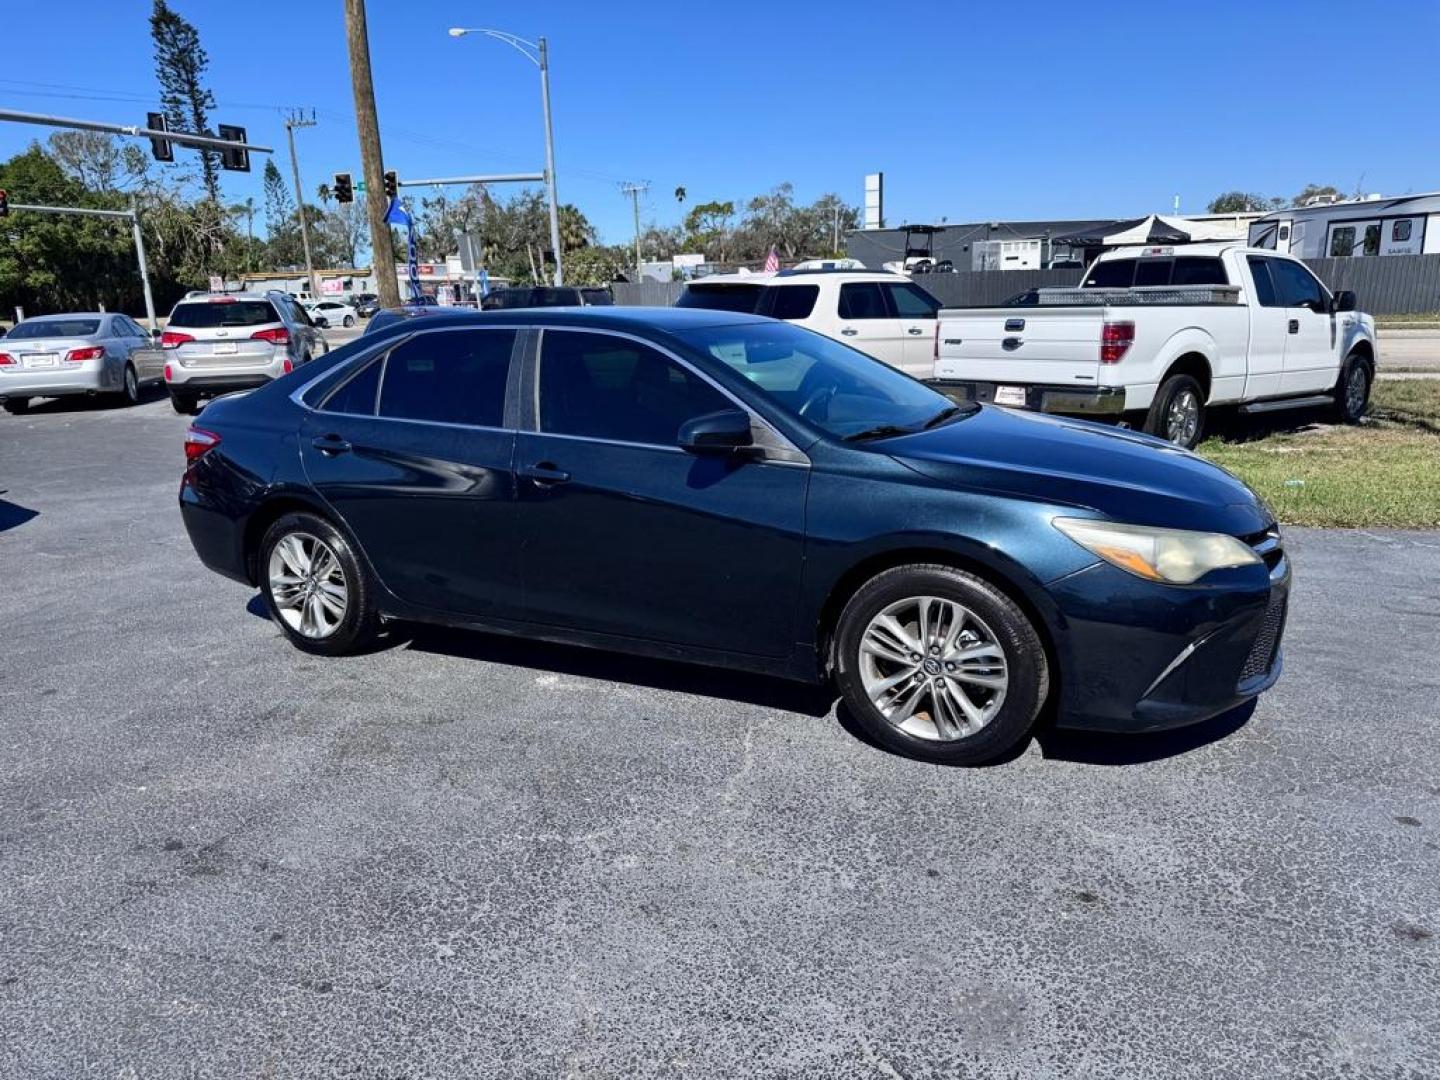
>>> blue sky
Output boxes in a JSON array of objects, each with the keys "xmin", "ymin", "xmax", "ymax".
[{"xmin": 1, "ymin": 0, "xmax": 1436, "ymax": 245}]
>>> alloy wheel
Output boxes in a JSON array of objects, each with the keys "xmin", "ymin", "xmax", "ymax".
[
  {"xmin": 267, "ymin": 532, "xmax": 348, "ymax": 639},
  {"xmin": 1166, "ymin": 388, "xmax": 1200, "ymax": 446},
  {"xmin": 857, "ymin": 596, "xmax": 1009, "ymax": 741},
  {"xmin": 124, "ymin": 365, "xmax": 138, "ymax": 401},
  {"xmin": 1346, "ymin": 365, "xmax": 1367, "ymax": 417}
]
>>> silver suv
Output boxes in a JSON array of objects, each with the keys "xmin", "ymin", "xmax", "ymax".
[{"xmin": 162, "ymin": 291, "xmax": 326, "ymax": 413}]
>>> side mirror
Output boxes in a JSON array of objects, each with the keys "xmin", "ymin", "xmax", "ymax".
[
  {"xmin": 1331, "ymin": 290, "xmax": 1357, "ymax": 313},
  {"xmin": 677, "ymin": 408, "xmax": 754, "ymax": 455}
]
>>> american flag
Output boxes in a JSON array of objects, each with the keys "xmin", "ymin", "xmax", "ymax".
[{"xmin": 762, "ymin": 245, "xmax": 779, "ymax": 273}]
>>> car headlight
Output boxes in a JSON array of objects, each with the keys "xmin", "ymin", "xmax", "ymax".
[{"xmin": 1053, "ymin": 517, "xmax": 1260, "ymax": 585}]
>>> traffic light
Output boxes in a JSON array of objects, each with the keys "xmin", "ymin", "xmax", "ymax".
[
  {"xmin": 217, "ymin": 124, "xmax": 249, "ymax": 172},
  {"xmin": 383, "ymin": 170, "xmax": 398, "ymax": 199},
  {"xmin": 0, "ymin": 189, "xmax": 8, "ymax": 218},
  {"xmin": 333, "ymin": 173, "xmax": 353, "ymax": 204},
  {"xmin": 146, "ymin": 112, "xmax": 174, "ymax": 162}
]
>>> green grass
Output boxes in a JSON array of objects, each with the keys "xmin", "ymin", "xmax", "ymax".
[
  {"xmin": 1197, "ymin": 380, "xmax": 1440, "ymax": 528},
  {"xmin": 1376, "ymin": 313, "xmax": 1440, "ymax": 330}
]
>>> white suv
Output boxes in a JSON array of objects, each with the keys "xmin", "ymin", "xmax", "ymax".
[{"xmin": 676, "ymin": 270, "xmax": 940, "ymax": 378}]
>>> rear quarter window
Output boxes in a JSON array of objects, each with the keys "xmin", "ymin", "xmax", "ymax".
[
  {"xmin": 764, "ymin": 285, "xmax": 819, "ymax": 320},
  {"xmin": 676, "ymin": 285, "xmax": 764, "ymax": 313},
  {"xmin": 168, "ymin": 301, "xmax": 280, "ymax": 328}
]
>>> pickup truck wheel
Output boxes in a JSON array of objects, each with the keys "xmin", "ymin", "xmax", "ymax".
[
  {"xmin": 1145, "ymin": 374, "xmax": 1205, "ymax": 449},
  {"xmin": 1333, "ymin": 355, "xmax": 1371, "ymax": 424}
]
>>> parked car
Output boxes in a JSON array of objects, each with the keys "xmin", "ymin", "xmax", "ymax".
[
  {"xmin": 353, "ymin": 293, "xmax": 381, "ymax": 318},
  {"xmin": 676, "ymin": 270, "xmax": 940, "ymax": 378},
  {"xmin": 933, "ymin": 243, "xmax": 1377, "ymax": 448},
  {"xmin": 480, "ymin": 286, "xmax": 611, "ymax": 310},
  {"xmin": 361, "ymin": 306, "xmax": 469, "ymax": 336},
  {"xmin": 306, "ymin": 299, "xmax": 360, "ymax": 329},
  {"xmin": 179, "ymin": 307, "xmax": 1289, "ymax": 767},
  {"xmin": 0, "ymin": 312, "xmax": 164, "ymax": 414},
  {"xmin": 162, "ymin": 291, "xmax": 327, "ymax": 414}
]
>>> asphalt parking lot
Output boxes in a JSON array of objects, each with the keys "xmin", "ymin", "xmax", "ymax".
[{"xmin": 2, "ymin": 391, "xmax": 1438, "ymax": 1079}]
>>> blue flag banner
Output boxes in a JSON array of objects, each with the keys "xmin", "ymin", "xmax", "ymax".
[{"xmin": 384, "ymin": 198, "xmax": 422, "ymax": 301}]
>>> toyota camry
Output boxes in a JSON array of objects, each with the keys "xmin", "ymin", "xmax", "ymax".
[{"xmin": 179, "ymin": 307, "xmax": 1288, "ymax": 765}]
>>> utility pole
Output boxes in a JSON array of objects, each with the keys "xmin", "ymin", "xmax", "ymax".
[
  {"xmin": 620, "ymin": 181, "xmax": 647, "ymax": 283},
  {"xmin": 344, "ymin": 0, "xmax": 400, "ymax": 309},
  {"xmin": 284, "ymin": 109, "xmax": 319, "ymax": 299}
]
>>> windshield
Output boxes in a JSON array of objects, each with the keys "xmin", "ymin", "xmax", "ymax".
[
  {"xmin": 676, "ymin": 284, "xmax": 765, "ymax": 314},
  {"xmin": 9, "ymin": 318, "xmax": 101, "ymax": 339},
  {"xmin": 676, "ymin": 321, "xmax": 965, "ymax": 440},
  {"xmin": 168, "ymin": 301, "xmax": 279, "ymax": 328}
]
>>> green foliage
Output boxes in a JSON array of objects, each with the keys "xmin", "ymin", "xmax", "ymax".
[
  {"xmin": 150, "ymin": 0, "xmax": 220, "ymax": 203},
  {"xmin": 564, "ymin": 245, "xmax": 632, "ymax": 286},
  {"xmin": 1207, "ymin": 191, "xmax": 1283, "ymax": 214}
]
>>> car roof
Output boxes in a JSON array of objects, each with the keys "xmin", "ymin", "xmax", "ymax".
[
  {"xmin": 173, "ymin": 292, "xmax": 280, "ymax": 304},
  {"xmin": 372, "ymin": 305, "xmax": 772, "ymax": 333},
  {"xmin": 686, "ymin": 270, "xmax": 905, "ymax": 286}
]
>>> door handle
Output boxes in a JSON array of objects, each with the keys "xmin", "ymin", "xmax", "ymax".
[
  {"xmin": 520, "ymin": 462, "xmax": 571, "ymax": 487},
  {"xmin": 1002, "ymin": 337, "xmax": 1023, "ymax": 350},
  {"xmin": 907, "ymin": 327, "xmax": 925, "ymax": 335},
  {"xmin": 840, "ymin": 327, "xmax": 858, "ymax": 336},
  {"xmin": 1288, "ymin": 319, "xmax": 1300, "ymax": 334},
  {"xmin": 311, "ymin": 434, "xmax": 351, "ymax": 455}
]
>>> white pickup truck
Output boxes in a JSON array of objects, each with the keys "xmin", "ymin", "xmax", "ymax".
[{"xmin": 931, "ymin": 243, "xmax": 1377, "ymax": 448}]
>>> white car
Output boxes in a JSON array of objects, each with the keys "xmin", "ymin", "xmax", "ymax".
[
  {"xmin": 305, "ymin": 300, "xmax": 359, "ymax": 329},
  {"xmin": 933, "ymin": 243, "xmax": 1378, "ymax": 448},
  {"xmin": 675, "ymin": 270, "xmax": 940, "ymax": 378}
]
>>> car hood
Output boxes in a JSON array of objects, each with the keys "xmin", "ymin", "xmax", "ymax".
[{"xmin": 884, "ymin": 405, "xmax": 1272, "ymax": 535}]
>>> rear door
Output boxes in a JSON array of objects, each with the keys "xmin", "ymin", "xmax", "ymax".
[
  {"xmin": 119, "ymin": 316, "xmax": 164, "ymax": 380},
  {"xmin": 514, "ymin": 327, "xmax": 807, "ymax": 657},
  {"xmin": 834, "ymin": 282, "xmax": 905, "ymax": 369},
  {"xmin": 1241, "ymin": 256, "xmax": 1287, "ymax": 399},
  {"xmin": 883, "ymin": 281, "xmax": 941, "ymax": 378},
  {"xmin": 299, "ymin": 325, "xmax": 525, "ymax": 618}
]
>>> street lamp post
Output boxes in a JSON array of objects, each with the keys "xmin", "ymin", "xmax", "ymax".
[{"xmin": 448, "ymin": 27, "xmax": 564, "ymax": 286}]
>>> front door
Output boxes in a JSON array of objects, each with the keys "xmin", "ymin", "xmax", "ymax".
[
  {"xmin": 1266, "ymin": 257, "xmax": 1338, "ymax": 395},
  {"xmin": 298, "ymin": 326, "xmax": 525, "ymax": 618},
  {"xmin": 516, "ymin": 328, "xmax": 808, "ymax": 658},
  {"xmin": 834, "ymin": 281, "xmax": 905, "ymax": 370}
]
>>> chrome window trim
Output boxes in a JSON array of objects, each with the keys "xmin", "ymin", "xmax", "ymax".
[{"xmin": 532, "ymin": 325, "xmax": 809, "ymax": 465}]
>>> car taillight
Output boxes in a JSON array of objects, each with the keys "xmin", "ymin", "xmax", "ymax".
[
  {"xmin": 1100, "ymin": 321, "xmax": 1135, "ymax": 364},
  {"xmin": 64, "ymin": 345, "xmax": 105, "ymax": 363},
  {"xmin": 161, "ymin": 330, "xmax": 194, "ymax": 349},
  {"xmin": 184, "ymin": 426, "xmax": 221, "ymax": 463},
  {"xmin": 251, "ymin": 327, "xmax": 289, "ymax": 345},
  {"xmin": 0, "ymin": 352, "xmax": 15, "ymax": 367}
]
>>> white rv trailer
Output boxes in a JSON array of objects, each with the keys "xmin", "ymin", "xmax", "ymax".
[{"xmin": 1248, "ymin": 192, "xmax": 1440, "ymax": 259}]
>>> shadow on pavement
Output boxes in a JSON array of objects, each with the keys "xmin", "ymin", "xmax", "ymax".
[
  {"xmin": 0, "ymin": 496, "xmax": 39, "ymax": 534},
  {"xmin": 1035, "ymin": 699, "xmax": 1256, "ymax": 765}
]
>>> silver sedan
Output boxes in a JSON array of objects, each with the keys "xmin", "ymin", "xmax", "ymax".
[{"xmin": 0, "ymin": 312, "xmax": 165, "ymax": 414}]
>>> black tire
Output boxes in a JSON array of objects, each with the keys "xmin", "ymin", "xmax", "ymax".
[
  {"xmin": 169, "ymin": 390, "xmax": 197, "ymax": 415},
  {"xmin": 1332, "ymin": 352, "xmax": 1371, "ymax": 424},
  {"xmin": 1144, "ymin": 373, "xmax": 1206, "ymax": 449},
  {"xmin": 118, "ymin": 363, "xmax": 140, "ymax": 406},
  {"xmin": 258, "ymin": 511, "xmax": 378, "ymax": 656},
  {"xmin": 343, "ymin": 315, "xmax": 355, "ymax": 328},
  {"xmin": 3, "ymin": 397, "xmax": 31, "ymax": 415},
  {"xmin": 833, "ymin": 564, "xmax": 1049, "ymax": 766}
]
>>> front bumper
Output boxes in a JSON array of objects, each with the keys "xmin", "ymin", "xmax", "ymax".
[
  {"xmin": 931, "ymin": 380, "xmax": 1127, "ymax": 416},
  {"xmin": 0, "ymin": 362, "xmax": 110, "ymax": 399},
  {"xmin": 1048, "ymin": 542, "xmax": 1291, "ymax": 733}
]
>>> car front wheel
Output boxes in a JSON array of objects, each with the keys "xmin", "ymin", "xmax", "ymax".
[
  {"xmin": 1333, "ymin": 353, "xmax": 1371, "ymax": 423},
  {"xmin": 343, "ymin": 315, "xmax": 355, "ymax": 328},
  {"xmin": 834, "ymin": 564, "xmax": 1049, "ymax": 765},
  {"xmin": 259, "ymin": 512, "xmax": 377, "ymax": 656}
]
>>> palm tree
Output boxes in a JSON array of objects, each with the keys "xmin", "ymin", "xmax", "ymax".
[
  {"xmin": 316, "ymin": 182, "xmax": 331, "ymax": 204},
  {"xmin": 558, "ymin": 204, "xmax": 595, "ymax": 253}
]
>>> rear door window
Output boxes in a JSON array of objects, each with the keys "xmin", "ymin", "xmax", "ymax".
[
  {"xmin": 378, "ymin": 328, "xmax": 516, "ymax": 427},
  {"xmin": 168, "ymin": 301, "xmax": 279, "ymax": 328},
  {"xmin": 1245, "ymin": 257, "xmax": 1280, "ymax": 307},
  {"xmin": 1083, "ymin": 259, "xmax": 1136, "ymax": 288},
  {"xmin": 837, "ymin": 282, "xmax": 888, "ymax": 319},
  {"xmin": 676, "ymin": 284, "xmax": 765, "ymax": 313},
  {"xmin": 764, "ymin": 285, "xmax": 819, "ymax": 320}
]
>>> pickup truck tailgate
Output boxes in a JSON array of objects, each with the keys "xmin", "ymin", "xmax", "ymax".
[{"xmin": 934, "ymin": 307, "xmax": 1102, "ymax": 387}]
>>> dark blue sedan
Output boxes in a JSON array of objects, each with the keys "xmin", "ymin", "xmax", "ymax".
[{"xmin": 178, "ymin": 307, "xmax": 1288, "ymax": 765}]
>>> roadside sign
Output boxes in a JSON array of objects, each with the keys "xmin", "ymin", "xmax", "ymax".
[
  {"xmin": 356, "ymin": 181, "xmax": 367, "ymax": 193},
  {"xmin": 208, "ymin": 274, "xmax": 223, "ymax": 292}
]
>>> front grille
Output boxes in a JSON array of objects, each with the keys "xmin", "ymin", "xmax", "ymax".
[{"xmin": 1240, "ymin": 593, "xmax": 1287, "ymax": 683}]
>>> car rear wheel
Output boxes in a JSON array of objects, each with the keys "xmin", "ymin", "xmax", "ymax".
[
  {"xmin": 3, "ymin": 398, "xmax": 31, "ymax": 415},
  {"xmin": 1333, "ymin": 353, "xmax": 1371, "ymax": 424},
  {"xmin": 169, "ymin": 390, "xmax": 197, "ymax": 415},
  {"xmin": 834, "ymin": 564, "xmax": 1049, "ymax": 765},
  {"xmin": 1145, "ymin": 373, "xmax": 1205, "ymax": 449},
  {"xmin": 119, "ymin": 363, "xmax": 140, "ymax": 406},
  {"xmin": 259, "ymin": 512, "xmax": 377, "ymax": 656}
]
